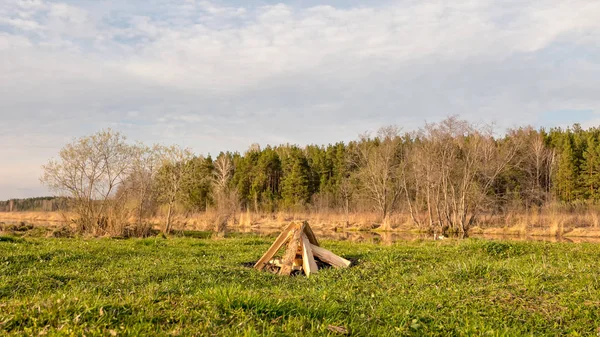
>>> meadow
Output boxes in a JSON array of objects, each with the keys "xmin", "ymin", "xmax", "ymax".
[{"xmin": 1, "ymin": 234, "xmax": 600, "ymax": 336}]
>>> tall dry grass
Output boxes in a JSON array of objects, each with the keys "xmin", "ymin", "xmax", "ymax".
[
  {"xmin": 137, "ymin": 206, "xmax": 600, "ymax": 238},
  {"xmin": 4, "ymin": 205, "xmax": 600, "ymax": 237},
  {"xmin": 0, "ymin": 211, "xmax": 73, "ymax": 223},
  {"xmin": 474, "ymin": 205, "xmax": 600, "ymax": 237}
]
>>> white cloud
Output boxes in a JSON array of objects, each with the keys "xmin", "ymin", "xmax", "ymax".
[
  {"xmin": 0, "ymin": 32, "xmax": 32, "ymax": 49},
  {"xmin": 0, "ymin": 0, "xmax": 600, "ymax": 199},
  {"xmin": 0, "ymin": 17, "xmax": 43, "ymax": 31}
]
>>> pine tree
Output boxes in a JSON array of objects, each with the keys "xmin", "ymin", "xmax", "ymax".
[
  {"xmin": 280, "ymin": 147, "xmax": 311, "ymax": 208},
  {"xmin": 180, "ymin": 156, "xmax": 213, "ymax": 211},
  {"xmin": 232, "ymin": 150, "xmax": 259, "ymax": 209},
  {"xmin": 555, "ymin": 135, "xmax": 579, "ymax": 202},
  {"xmin": 581, "ymin": 136, "xmax": 600, "ymax": 200},
  {"xmin": 251, "ymin": 147, "xmax": 281, "ymax": 212}
]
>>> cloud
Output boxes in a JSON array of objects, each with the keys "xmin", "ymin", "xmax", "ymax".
[{"xmin": 1, "ymin": 0, "xmax": 600, "ymax": 199}]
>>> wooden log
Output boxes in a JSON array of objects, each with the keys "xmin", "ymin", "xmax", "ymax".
[
  {"xmin": 311, "ymin": 244, "xmax": 351, "ymax": 268},
  {"xmin": 254, "ymin": 222, "xmax": 296, "ymax": 270},
  {"xmin": 269, "ymin": 258, "xmax": 301, "ymax": 271},
  {"xmin": 301, "ymin": 233, "xmax": 319, "ymax": 277},
  {"xmin": 269, "ymin": 258, "xmax": 282, "ymax": 267},
  {"xmin": 302, "ymin": 221, "xmax": 320, "ymax": 247},
  {"xmin": 279, "ymin": 223, "xmax": 305, "ymax": 275}
]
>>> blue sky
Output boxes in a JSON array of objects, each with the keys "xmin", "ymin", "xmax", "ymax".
[{"xmin": 1, "ymin": 0, "xmax": 600, "ymax": 199}]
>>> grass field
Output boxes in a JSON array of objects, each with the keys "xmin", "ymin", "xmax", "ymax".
[{"xmin": 1, "ymin": 234, "xmax": 599, "ymax": 336}]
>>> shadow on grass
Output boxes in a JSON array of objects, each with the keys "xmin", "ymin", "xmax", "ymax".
[
  {"xmin": 343, "ymin": 254, "xmax": 365, "ymax": 267},
  {"xmin": 178, "ymin": 230, "xmax": 213, "ymax": 239},
  {"xmin": 0, "ymin": 235, "xmax": 26, "ymax": 243},
  {"xmin": 241, "ymin": 262, "xmax": 256, "ymax": 268}
]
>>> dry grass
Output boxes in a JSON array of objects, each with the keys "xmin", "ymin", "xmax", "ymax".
[
  {"xmin": 156, "ymin": 208, "xmax": 600, "ymax": 240},
  {"xmin": 5, "ymin": 206, "xmax": 600, "ymax": 238},
  {"xmin": 476, "ymin": 206, "xmax": 600, "ymax": 237},
  {"xmin": 0, "ymin": 211, "xmax": 73, "ymax": 223}
]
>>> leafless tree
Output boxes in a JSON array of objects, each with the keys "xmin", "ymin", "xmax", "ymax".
[
  {"xmin": 352, "ymin": 126, "xmax": 404, "ymax": 230},
  {"xmin": 247, "ymin": 143, "xmax": 261, "ymax": 154},
  {"xmin": 506, "ymin": 127, "xmax": 554, "ymax": 207},
  {"xmin": 121, "ymin": 144, "xmax": 164, "ymax": 235},
  {"xmin": 338, "ymin": 177, "xmax": 354, "ymax": 224},
  {"xmin": 407, "ymin": 117, "xmax": 521, "ymax": 234},
  {"xmin": 212, "ymin": 153, "xmax": 238, "ymax": 235},
  {"xmin": 155, "ymin": 145, "xmax": 194, "ymax": 234},
  {"xmin": 400, "ymin": 140, "xmax": 424, "ymax": 229},
  {"xmin": 41, "ymin": 129, "xmax": 133, "ymax": 235},
  {"xmin": 213, "ymin": 153, "xmax": 234, "ymax": 191}
]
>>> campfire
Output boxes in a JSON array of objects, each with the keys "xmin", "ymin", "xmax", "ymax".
[{"xmin": 254, "ymin": 221, "xmax": 351, "ymax": 277}]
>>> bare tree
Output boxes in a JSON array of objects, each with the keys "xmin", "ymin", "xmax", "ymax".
[
  {"xmin": 213, "ymin": 153, "xmax": 234, "ymax": 191},
  {"xmin": 506, "ymin": 127, "xmax": 554, "ymax": 207},
  {"xmin": 41, "ymin": 129, "xmax": 133, "ymax": 235},
  {"xmin": 155, "ymin": 146, "xmax": 194, "ymax": 234},
  {"xmin": 212, "ymin": 153, "xmax": 238, "ymax": 235},
  {"xmin": 338, "ymin": 177, "xmax": 354, "ymax": 224},
  {"xmin": 400, "ymin": 140, "xmax": 424, "ymax": 229},
  {"xmin": 122, "ymin": 144, "xmax": 164, "ymax": 235},
  {"xmin": 407, "ymin": 117, "xmax": 521, "ymax": 235},
  {"xmin": 352, "ymin": 126, "xmax": 404, "ymax": 230}
]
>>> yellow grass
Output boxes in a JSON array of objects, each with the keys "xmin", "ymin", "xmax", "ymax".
[
  {"xmin": 4, "ymin": 208, "xmax": 600, "ymax": 238},
  {"xmin": 0, "ymin": 211, "xmax": 73, "ymax": 223}
]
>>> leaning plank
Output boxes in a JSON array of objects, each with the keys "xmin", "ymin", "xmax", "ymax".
[
  {"xmin": 302, "ymin": 221, "xmax": 320, "ymax": 247},
  {"xmin": 254, "ymin": 222, "xmax": 297, "ymax": 270},
  {"xmin": 279, "ymin": 223, "xmax": 305, "ymax": 275},
  {"xmin": 301, "ymin": 233, "xmax": 319, "ymax": 277},
  {"xmin": 311, "ymin": 244, "xmax": 351, "ymax": 268}
]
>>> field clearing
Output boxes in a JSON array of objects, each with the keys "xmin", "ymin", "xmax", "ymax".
[{"xmin": 1, "ymin": 235, "xmax": 600, "ymax": 336}]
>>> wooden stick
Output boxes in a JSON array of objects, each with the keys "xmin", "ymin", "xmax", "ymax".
[
  {"xmin": 301, "ymin": 233, "xmax": 319, "ymax": 277},
  {"xmin": 302, "ymin": 221, "xmax": 320, "ymax": 247},
  {"xmin": 254, "ymin": 222, "xmax": 296, "ymax": 270},
  {"xmin": 279, "ymin": 223, "xmax": 305, "ymax": 275},
  {"xmin": 311, "ymin": 244, "xmax": 351, "ymax": 268}
]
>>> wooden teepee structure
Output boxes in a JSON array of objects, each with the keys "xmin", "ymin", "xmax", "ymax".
[{"xmin": 254, "ymin": 221, "xmax": 351, "ymax": 277}]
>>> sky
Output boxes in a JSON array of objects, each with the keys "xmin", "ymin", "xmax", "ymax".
[{"xmin": 1, "ymin": 0, "xmax": 600, "ymax": 199}]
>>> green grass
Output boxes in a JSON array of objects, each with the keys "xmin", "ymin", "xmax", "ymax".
[{"xmin": 1, "ymin": 235, "xmax": 600, "ymax": 336}]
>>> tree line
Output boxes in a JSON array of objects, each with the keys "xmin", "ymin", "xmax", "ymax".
[
  {"xmin": 38, "ymin": 116, "xmax": 600, "ymax": 236},
  {"xmin": 0, "ymin": 197, "xmax": 68, "ymax": 212}
]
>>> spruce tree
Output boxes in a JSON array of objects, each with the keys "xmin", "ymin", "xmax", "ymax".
[
  {"xmin": 555, "ymin": 135, "xmax": 578, "ymax": 202},
  {"xmin": 251, "ymin": 147, "xmax": 281, "ymax": 211},
  {"xmin": 280, "ymin": 147, "xmax": 311, "ymax": 208},
  {"xmin": 582, "ymin": 136, "xmax": 600, "ymax": 200}
]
